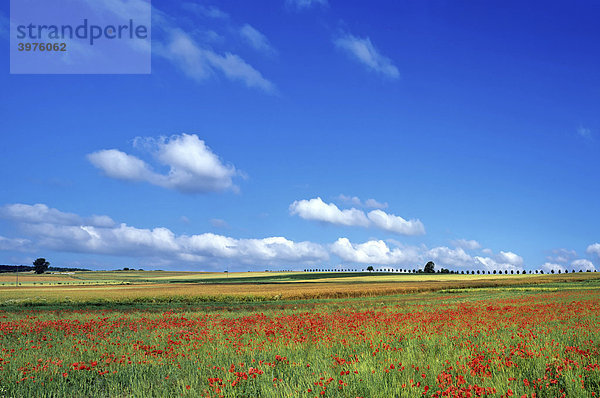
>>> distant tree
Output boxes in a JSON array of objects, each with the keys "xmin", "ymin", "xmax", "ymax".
[
  {"xmin": 33, "ymin": 258, "xmax": 50, "ymax": 274},
  {"xmin": 367, "ymin": 266, "xmax": 374, "ymax": 272},
  {"xmin": 540, "ymin": 270, "xmax": 544, "ymax": 274},
  {"xmin": 476, "ymin": 270, "xmax": 480, "ymax": 274},
  {"xmin": 551, "ymin": 269, "xmax": 554, "ymax": 274},
  {"xmin": 493, "ymin": 270, "xmax": 496, "ymax": 274},
  {"xmin": 424, "ymin": 261, "xmax": 435, "ymax": 274}
]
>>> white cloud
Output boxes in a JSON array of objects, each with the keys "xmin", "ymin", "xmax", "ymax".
[
  {"xmin": 87, "ymin": 149, "xmax": 154, "ymax": 182},
  {"xmin": 547, "ymin": 248, "xmax": 577, "ymax": 264},
  {"xmin": 290, "ymin": 197, "xmax": 370, "ymax": 227},
  {"xmin": 475, "ymin": 256, "xmax": 523, "ymax": 272},
  {"xmin": 587, "ymin": 243, "xmax": 600, "ymax": 257},
  {"xmin": 571, "ymin": 259, "xmax": 595, "ymax": 271},
  {"xmin": 290, "ymin": 197, "xmax": 424, "ymax": 235},
  {"xmin": 427, "ymin": 246, "xmax": 473, "ymax": 268},
  {"xmin": 181, "ymin": 3, "xmax": 229, "ymax": 19},
  {"xmin": 540, "ymin": 262, "xmax": 566, "ymax": 273},
  {"xmin": 157, "ymin": 29, "xmax": 276, "ymax": 93},
  {"xmin": 0, "ymin": 203, "xmax": 81, "ymax": 225},
  {"xmin": 331, "ymin": 238, "xmax": 419, "ymax": 265},
  {"xmin": 338, "ymin": 194, "xmax": 388, "ymax": 209},
  {"xmin": 338, "ymin": 195, "xmax": 362, "ymax": 207},
  {"xmin": 88, "ymin": 134, "xmax": 240, "ymax": 194},
  {"xmin": 334, "ymin": 33, "xmax": 399, "ymax": 79},
  {"xmin": 203, "ymin": 49, "xmax": 276, "ymax": 93},
  {"xmin": 364, "ymin": 198, "xmax": 388, "ymax": 209},
  {"xmin": 240, "ymin": 24, "xmax": 275, "ymax": 55},
  {"xmin": 367, "ymin": 209, "xmax": 425, "ymax": 235},
  {"xmin": 0, "ymin": 236, "xmax": 31, "ymax": 251},
  {"xmin": 451, "ymin": 239, "xmax": 481, "ymax": 250},
  {"xmin": 0, "ymin": 203, "xmax": 115, "ymax": 227},
  {"xmin": 330, "ymin": 238, "xmax": 522, "ymax": 270},
  {"xmin": 286, "ymin": 0, "xmax": 327, "ymax": 10},
  {"xmin": 496, "ymin": 251, "xmax": 524, "ymax": 267},
  {"xmin": 0, "ymin": 203, "xmax": 328, "ymax": 267}
]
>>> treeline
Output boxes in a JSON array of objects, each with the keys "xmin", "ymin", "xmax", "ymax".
[
  {"xmin": 0, "ymin": 265, "xmax": 90, "ymax": 273},
  {"xmin": 301, "ymin": 268, "xmax": 596, "ymax": 274}
]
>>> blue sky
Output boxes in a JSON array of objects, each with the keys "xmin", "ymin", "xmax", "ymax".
[{"xmin": 0, "ymin": 0, "xmax": 598, "ymax": 272}]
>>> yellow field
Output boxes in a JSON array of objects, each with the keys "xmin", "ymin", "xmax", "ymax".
[
  {"xmin": 0, "ymin": 272, "xmax": 78, "ymax": 283},
  {"xmin": 0, "ymin": 271, "xmax": 598, "ymax": 304}
]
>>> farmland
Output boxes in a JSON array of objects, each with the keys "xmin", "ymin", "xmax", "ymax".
[
  {"xmin": 1, "ymin": 270, "xmax": 599, "ymax": 305},
  {"xmin": 0, "ymin": 272, "xmax": 599, "ymax": 397}
]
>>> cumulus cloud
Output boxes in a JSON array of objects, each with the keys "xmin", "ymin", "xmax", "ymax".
[
  {"xmin": 290, "ymin": 197, "xmax": 424, "ymax": 235},
  {"xmin": 451, "ymin": 239, "xmax": 481, "ymax": 250},
  {"xmin": 334, "ymin": 33, "xmax": 399, "ymax": 79},
  {"xmin": 330, "ymin": 237, "xmax": 522, "ymax": 271},
  {"xmin": 367, "ymin": 209, "xmax": 425, "ymax": 235},
  {"xmin": 0, "ymin": 203, "xmax": 328, "ymax": 267},
  {"xmin": 331, "ymin": 238, "xmax": 419, "ymax": 265},
  {"xmin": 427, "ymin": 246, "xmax": 473, "ymax": 268},
  {"xmin": 87, "ymin": 149, "xmax": 154, "ymax": 182},
  {"xmin": 540, "ymin": 262, "xmax": 566, "ymax": 273},
  {"xmin": 240, "ymin": 24, "xmax": 275, "ymax": 55},
  {"xmin": 571, "ymin": 259, "xmax": 595, "ymax": 271},
  {"xmin": 496, "ymin": 251, "xmax": 524, "ymax": 267},
  {"xmin": 587, "ymin": 243, "xmax": 600, "ymax": 257},
  {"xmin": 338, "ymin": 194, "xmax": 388, "ymax": 209},
  {"xmin": 473, "ymin": 256, "xmax": 523, "ymax": 272},
  {"xmin": 286, "ymin": 0, "xmax": 327, "ymax": 10},
  {"xmin": 88, "ymin": 134, "xmax": 240, "ymax": 194},
  {"xmin": 290, "ymin": 197, "xmax": 370, "ymax": 227}
]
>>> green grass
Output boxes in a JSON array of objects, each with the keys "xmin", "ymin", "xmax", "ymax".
[{"xmin": 1, "ymin": 282, "xmax": 600, "ymax": 397}]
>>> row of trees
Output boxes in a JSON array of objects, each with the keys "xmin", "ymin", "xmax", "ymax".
[{"xmin": 302, "ymin": 261, "xmax": 596, "ymax": 274}]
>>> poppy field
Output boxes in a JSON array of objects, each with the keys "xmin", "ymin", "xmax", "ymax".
[{"xmin": 1, "ymin": 284, "xmax": 600, "ymax": 397}]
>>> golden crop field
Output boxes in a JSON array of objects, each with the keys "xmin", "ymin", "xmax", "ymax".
[{"xmin": 0, "ymin": 270, "xmax": 598, "ymax": 305}]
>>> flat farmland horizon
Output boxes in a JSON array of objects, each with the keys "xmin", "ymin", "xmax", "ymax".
[{"xmin": 0, "ymin": 270, "xmax": 599, "ymax": 305}]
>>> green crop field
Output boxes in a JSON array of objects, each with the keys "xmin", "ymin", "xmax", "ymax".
[
  {"xmin": 1, "ymin": 272, "xmax": 600, "ymax": 397},
  {"xmin": 0, "ymin": 276, "xmax": 600, "ymax": 397}
]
